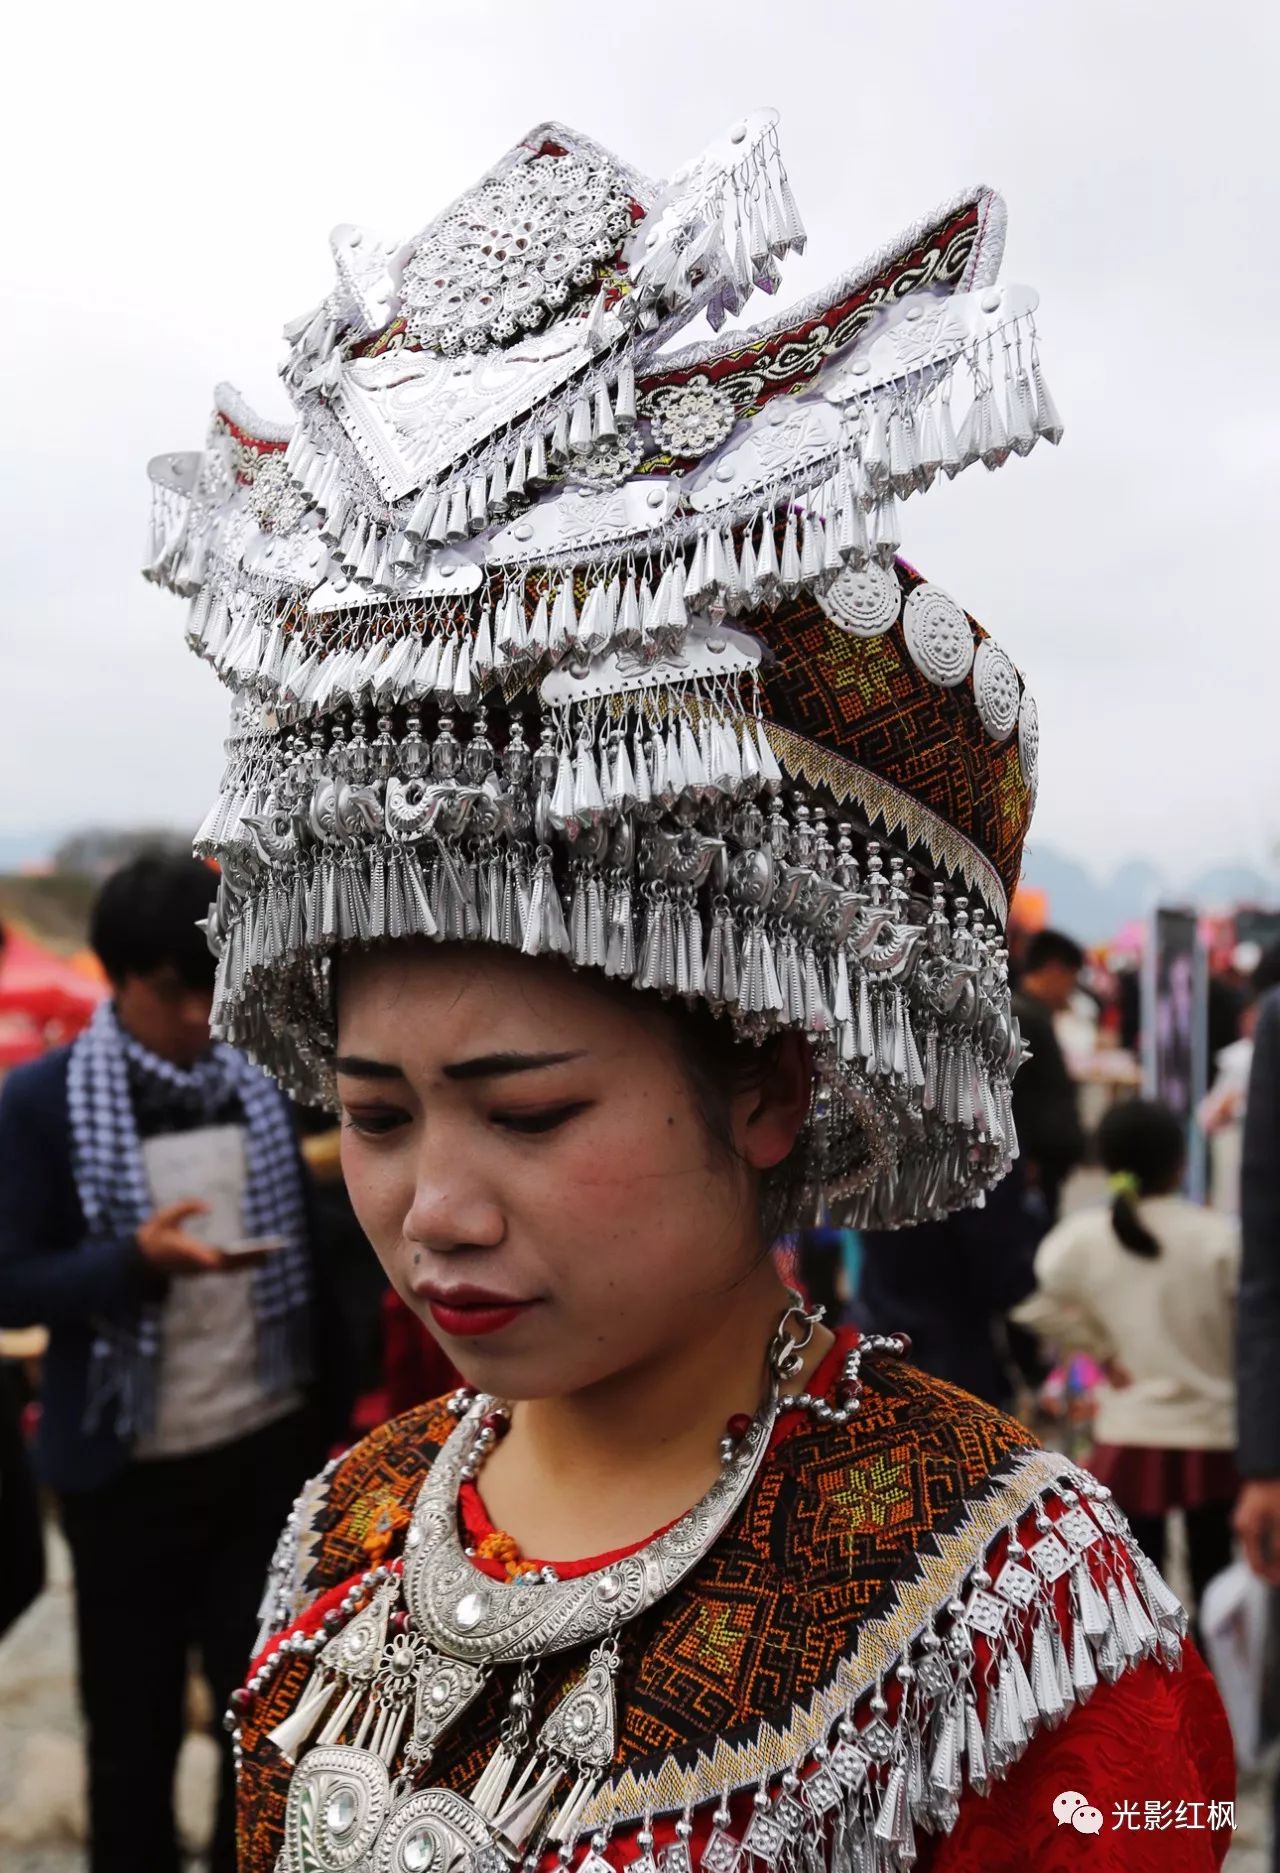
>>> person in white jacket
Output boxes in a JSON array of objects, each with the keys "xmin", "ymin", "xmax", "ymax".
[{"xmin": 1013, "ymin": 1097, "xmax": 1240, "ymax": 1624}]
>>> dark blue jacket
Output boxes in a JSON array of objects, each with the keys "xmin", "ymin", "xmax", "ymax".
[
  {"xmin": 856, "ymin": 1160, "xmax": 1039, "ymax": 1411},
  {"xmin": 0, "ymin": 1048, "xmax": 355, "ymax": 1494},
  {"xmin": 0, "ymin": 1050, "xmax": 163, "ymax": 1491}
]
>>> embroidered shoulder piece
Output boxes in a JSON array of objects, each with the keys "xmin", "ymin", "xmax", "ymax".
[
  {"xmin": 253, "ymin": 1393, "xmax": 458, "ymax": 1650},
  {"xmin": 234, "ymin": 1365, "xmax": 1187, "ymax": 1873}
]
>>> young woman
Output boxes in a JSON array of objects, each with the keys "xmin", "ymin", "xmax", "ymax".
[
  {"xmin": 1014, "ymin": 1100, "xmax": 1240, "ymax": 1623},
  {"xmin": 146, "ymin": 115, "xmax": 1233, "ymax": 1872}
]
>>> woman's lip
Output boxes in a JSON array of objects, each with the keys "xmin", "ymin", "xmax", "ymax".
[
  {"xmin": 415, "ymin": 1283, "xmax": 533, "ymax": 1308},
  {"xmin": 422, "ymin": 1296, "xmax": 537, "ymax": 1339}
]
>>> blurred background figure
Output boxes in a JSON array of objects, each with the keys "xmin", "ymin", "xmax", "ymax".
[
  {"xmin": 0, "ymin": 921, "xmax": 46, "ymax": 1642},
  {"xmin": 1200, "ymin": 942, "xmax": 1280, "ymax": 1214},
  {"xmin": 1010, "ymin": 928, "xmax": 1087, "ymax": 1229},
  {"xmin": 855, "ymin": 1162, "xmax": 1038, "ymax": 1411},
  {"xmin": 1233, "ymin": 975, "xmax": 1280, "ymax": 1872},
  {"xmin": 0, "ymin": 856, "xmax": 337, "ymax": 1873},
  {"xmin": 1014, "ymin": 1097, "xmax": 1239, "ymax": 1636},
  {"xmin": 1235, "ymin": 974, "xmax": 1280, "ymax": 1579}
]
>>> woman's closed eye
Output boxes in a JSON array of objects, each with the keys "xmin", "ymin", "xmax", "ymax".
[
  {"xmin": 493, "ymin": 1101, "xmax": 593, "ymax": 1135},
  {"xmin": 342, "ymin": 1106, "xmax": 412, "ymax": 1138}
]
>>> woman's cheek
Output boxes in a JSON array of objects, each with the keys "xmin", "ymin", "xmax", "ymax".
[
  {"xmin": 341, "ymin": 1134, "xmax": 410, "ymax": 1261},
  {"xmin": 545, "ymin": 1125, "xmax": 666, "ymax": 1217}
]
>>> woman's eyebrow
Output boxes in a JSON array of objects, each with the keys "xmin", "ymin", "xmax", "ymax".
[
  {"xmin": 442, "ymin": 1050, "xmax": 585, "ymax": 1083},
  {"xmin": 334, "ymin": 1055, "xmax": 407, "ymax": 1081}
]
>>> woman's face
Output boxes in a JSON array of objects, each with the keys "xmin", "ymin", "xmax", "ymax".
[{"xmin": 335, "ymin": 945, "xmax": 805, "ymax": 1399}]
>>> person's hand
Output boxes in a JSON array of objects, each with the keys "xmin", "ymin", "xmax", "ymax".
[
  {"xmin": 1233, "ymin": 1479, "xmax": 1280, "ymax": 1585},
  {"xmin": 135, "ymin": 1201, "xmax": 229, "ymax": 1276},
  {"xmin": 1102, "ymin": 1357, "xmax": 1133, "ymax": 1389}
]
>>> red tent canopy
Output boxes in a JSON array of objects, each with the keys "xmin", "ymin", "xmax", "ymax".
[{"xmin": 0, "ymin": 929, "xmax": 105, "ymax": 1067}]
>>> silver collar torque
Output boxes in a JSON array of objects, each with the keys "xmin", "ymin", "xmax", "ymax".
[{"xmin": 403, "ymin": 1388, "xmax": 779, "ymax": 1664}]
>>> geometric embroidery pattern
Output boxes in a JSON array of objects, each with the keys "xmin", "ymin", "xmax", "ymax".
[{"xmin": 757, "ymin": 568, "xmax": 1032, "ymax": 901}]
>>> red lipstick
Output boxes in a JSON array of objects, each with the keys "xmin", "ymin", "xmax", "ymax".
[{"xmin": 415, "ymin": 1282, "xmax": 537, "ymax": 1339}]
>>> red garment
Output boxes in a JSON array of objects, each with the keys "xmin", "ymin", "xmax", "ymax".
[
  {"xmin": 1088, "ymin": 1443, "xmax": 1239, "ymax": 1517},
  {"xmin": 381, "ymin": 1288, "xmax": 459, "ymax": 1417},
  {"xmin": 927, "ymin": 1642, "xmax": 1232, "ymax": 1870}
]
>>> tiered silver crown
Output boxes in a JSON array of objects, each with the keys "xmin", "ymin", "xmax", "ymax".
[{"xmin": 145, "ymin": 111, "xmax": 1055, "ymax": 1226}]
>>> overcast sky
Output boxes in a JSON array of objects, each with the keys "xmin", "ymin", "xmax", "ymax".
[{"xmin": 3, "ymin": 0, "xmax": 1277, "ymax": 884}]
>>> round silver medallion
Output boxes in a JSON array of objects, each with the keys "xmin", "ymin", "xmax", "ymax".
[
  {"xmin": 1018, "ymin": 692, "xmax": 1040, "ymax": 795},
  {"xmin": 818, "ymin": 563, "xmax": 902, "ymax": 638},
  {"xmin": 647, "ymin": 382, "xmax": 738, "ymax": 458},
  {"xmin": 902, "ymin": 584, "xmax": 975, "ymax": 689},
  {"xmin": 972, "ymin": 640, "xmax": 1020, "ymax": 742}
]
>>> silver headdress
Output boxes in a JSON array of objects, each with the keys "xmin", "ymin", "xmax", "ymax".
[{"xmin": 145, "ymin": 111, "xmax": 1059, "ymax": 1226}]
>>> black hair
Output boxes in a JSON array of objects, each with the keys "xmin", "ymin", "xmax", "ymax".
[
  {"xmin": 1024, "ymin": 928, "xmax": 1086, "ymax": 975},
  {"xmin": 666, "ymin": 1002, "xmax": 805, "ymax": 1248},
  {"xmin": 1096, "ymin": 1098, "xmax": 1185, "ymax": 1260},
  {"xmin": 1252, "ymin": 941, "xmax": 1280, "ymax": 999},
  {"xmin": 89, "ymin": 854, "xmax": 218, "ymax": 991}
]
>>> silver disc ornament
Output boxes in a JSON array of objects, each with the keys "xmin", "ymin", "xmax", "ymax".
[
  {"xmin": 818, "ymin": 563, "xmax": 902, "ymax": 638},
  {"xmin": 648, "ymin": 381, "xmax": 738, "ymax": 459},
  {"xmin": 972, "ymin": 639, "xmax": 1020, "ymax": 742},
  {"xmin": 1018, "ymin": 691, "xmax": 1040, "ymax": 795},
  {"xmin": 902, "ymin": 584, "xmax": 975, "ymax": 689}
]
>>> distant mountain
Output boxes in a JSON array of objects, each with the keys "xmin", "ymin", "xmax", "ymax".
[
  {"xmin": 0, "ymin": 831, "xmax": 57, "ymax": 872},
  {"xmin": 1020, "ymin": 846, "xmax": 1280, "ymax": 943}
]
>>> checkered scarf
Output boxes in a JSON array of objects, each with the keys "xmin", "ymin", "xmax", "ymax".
[{"xmin": 67, "ymin": 999, "xmax": 312, "ymax": 1441}]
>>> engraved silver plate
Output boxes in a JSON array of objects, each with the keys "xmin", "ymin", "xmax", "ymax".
[
  {"xmin": 964, "ymin": 1589, "xmax": 1007, "ymax": 1638},
  {"xmin": 1028, "ymin": 1534, "xmax": 1072, "ymax": 1582},
  {"xmin": 916, "ymin": 1653, "xmax": 954, "ymax": 1698},
  {"xmin": 537, "ymin": 1657, "xmax": 617, "ymax": 1769},
  {"xmin": 743, "ymin": 1808, "xmax": 787, "ymax": 1865},
  {"xmin": 801, "ymin": 1764, "xmax": 843, "ymax": 1815},
  {"xmin": 828, "ymin": 1739, "xmax": 869, "ymax": 1790},
  {"xmin": 1056, "ymin": 1506, "xmax": 1102, "ymax": 1553},
  {"xmin": 993, "ymin": 1561, "xmax": 1038, "ymax": 1609},
  {"xmin": 774, "ymin": 1796, "xmax": 806, "ymax": 1842},
  {"xmin": 412, "ymin": 1655, "xmax": 486, "ymax": 1751},
  {"xmin": 702, "ymin": 1826, "xmax": 743, "ymax": 1873},
  {"xmin": 1018, "ymin": 691, "xmax": 1040, "ymax": 795},
  {"xmin": 284, "ymin": 1745, "xmax": 390, "ymax": 1872},
  {"xmin": 857, "ymin": 1716, "xmax": 895, "ymax": 1764}
]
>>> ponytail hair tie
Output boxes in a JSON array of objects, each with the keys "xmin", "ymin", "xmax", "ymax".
[{"xmin": 1108, "ymin": 1171, "xmax": 1142, "ymax": 1201}]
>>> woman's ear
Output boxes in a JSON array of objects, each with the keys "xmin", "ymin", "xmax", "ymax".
[{"xmin": 733, "ymin": 1032, "xmax": 814, "ymax": 1171}]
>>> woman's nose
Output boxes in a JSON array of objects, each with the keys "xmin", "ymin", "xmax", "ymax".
[{"xmin": 403, "ymin": 1167, "xmax": 505, "ymax": 1255}]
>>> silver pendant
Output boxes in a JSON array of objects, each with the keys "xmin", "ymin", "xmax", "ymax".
[
  {"xmin": 284, "ymin": 1744, "xmax": 390, "ymax": 1871},
  {"xmin": 411, "ymin": 1655, "xmax": 487, "ymax": 1755}
]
